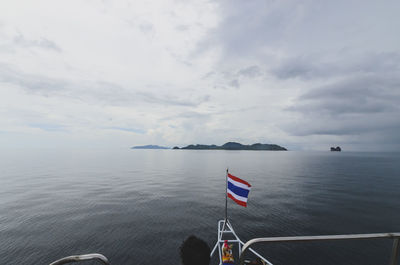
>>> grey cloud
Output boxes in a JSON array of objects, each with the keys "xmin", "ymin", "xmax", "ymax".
[
  {"xmin": 13, "ymin": 34, "xmax": 62, "ymax": 52},
  {"xmin": 165, "ymin": 47, "xmax": 193, "ymax": 67},
  {"xmin": 161, "ymin": 105, "xmax": 257, "ymax": 123},
  {"xmin": 138, "ymin": 22, "xmax": 154, "ymax": 34},
  {"xmin": 203, "ymin": 72, "xmax": 230, "ymax": 90},
  {"xmin": 272, "ymin": 52, "xmax": 400, "ymax": 80},
  {"xmin": 197, "ymin": 0, "xmax": 298, "ymax": 58},
  {"xmin": 200, "ymin": 1, "xmax": 400, "ymax": 58},
  {"xmin": 137, "ymin": 91, "xmax": 203, "ymax": 107},
  {"xmin": 107, "ymin": 127, "xmax": 145, "ymax": 134},
  {"xmin": 29, "ymin": 123, "xmax": 66, "ymax": 132},
  {"xmin": 284, "ymin": 73, "xmax": 400, "ymax": 139},
  {"xmin": 176, "ymin": 25, "xmax": 189, "ymax": 31},
  {"xmin": 0, "ymin": 63, "xmax": 68, "ymax": 94},
  {"xmin": 79, "ymin": 81, "xmax": 208, "ymax": 108},
  {"xmin": 229, "ymin": 79, "xmax": 239, "ymax": 88},
  {"xmin": 202, "ymin": 71, "xmax": 215, "ymax": 79},
  {"xmin": 272, "ymin": 55, "xmax": 321, "ymax": 80},
  {"xmin": 285, "ymin": 114, "xmax": 400, "ymax": 137},
  {"xmin": 290, "ymin": 74, "xmax": 400, "ymax": 116},
  {"xmin": 204, "ymin": 67, "xmax": 264, "ymax": 90},
  {"xmin": 162, "ymin": 111, "xmax": 211, "ymax": 121},
  {"xmin": 0, "ymin": 64, "xmax": 130, "ymax": 102},
  {"xmin": 279, "ymin": 52, "xmax": 400, "ymax": 142},
  {"xmin": 160, "ymin": 110, "xmax": 214, "ymax": 132},
  {"xmin": 0, "ymin": 63, "xmax": 209, "ymax": 107},
  {"xmin": 237, "ymin": 65, "xmax": 262, "ymax": 78}
]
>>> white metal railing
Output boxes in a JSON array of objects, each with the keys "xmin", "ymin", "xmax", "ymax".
[
  {"xmin": 48, "ymin": 225, "xmax": 399, "ymax": 265},
  {"xmin": 49, "ymin": 253, "xmax": 109, "ymax": 265},
  {"xmin": 211, "ymin": 220, "xmax": 273, "ymax": 265},
  {"xmin": 239, "ymin": 232, "xmax": 400, "ymax": 265}
]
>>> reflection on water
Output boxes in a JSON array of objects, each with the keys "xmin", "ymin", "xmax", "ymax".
[{"xmin": 0, "ymin": 149, "xmax": 399, "ymax": 265}]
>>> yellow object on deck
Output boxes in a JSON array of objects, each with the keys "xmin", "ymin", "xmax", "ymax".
[{"xmin": 222, "ymin": 240, "xmax": 234, "ymax": 264}]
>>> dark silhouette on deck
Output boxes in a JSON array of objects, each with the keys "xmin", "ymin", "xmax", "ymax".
[{"xmin": 180, "ymin": 235, "xmax": 210, "ymax": 265}]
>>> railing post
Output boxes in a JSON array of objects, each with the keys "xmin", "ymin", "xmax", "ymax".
[{"xmin": 390, "ymin": 238, "xmax": 399, "ymax": 265}]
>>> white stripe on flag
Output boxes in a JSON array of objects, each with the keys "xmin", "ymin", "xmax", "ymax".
[
  {"xmin": 228, "ymin": 177, "xmax": 251, "ymax": 190},
  {"xmin": 227, "ymin": 189, "xmax": 248, "ymax": 202}
]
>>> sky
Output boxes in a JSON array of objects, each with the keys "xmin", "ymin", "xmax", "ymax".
[{"xmin": 1, "ymin": 0, "xmax": 399, "ymax": 151}]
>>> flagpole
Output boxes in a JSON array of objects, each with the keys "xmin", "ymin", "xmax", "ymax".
[
  {"xmin": 225, "ymin": 168, "xmax": 228, "ymax": 222},
  {"xmin": 224, "ymin": 168, "xmax": 228, "ymax": 231}
]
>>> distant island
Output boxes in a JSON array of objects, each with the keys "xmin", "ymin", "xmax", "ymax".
[
  {"xmin": 330, "ymin": 146, "xmax": 342, "ymax": 152},
  {"xmin": 174, "ymin": 142, "xmax": 287, "ymax": 151},
  {"xmin": 131, "ymin": 145, "xmax": 170, "ymax": 149}
]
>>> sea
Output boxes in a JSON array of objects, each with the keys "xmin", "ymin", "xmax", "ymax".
[{"xmin": 0, "ymin": 149, "xmax": 399, "ymax": 265}]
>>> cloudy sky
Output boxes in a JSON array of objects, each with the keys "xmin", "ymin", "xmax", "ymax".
[{"xmin": 1, "ymin": 0, "xmax": 399, "ymax": 151}]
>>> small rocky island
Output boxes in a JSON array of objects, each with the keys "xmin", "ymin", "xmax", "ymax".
[
  {"xmin": 330, "ymin": 146, "xmax": 342, "ymax": 152},
  {"xmin": 174, "ymin": 142, "xmax": 287, "ymax": 151},
  {"xmin": 131, "ymin": 145, "xmax": 170, "ymax": 149}
]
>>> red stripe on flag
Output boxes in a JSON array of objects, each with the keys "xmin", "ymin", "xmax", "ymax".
[
  {"xmin": 228, "ymin": 173, "xmax": 251, "ymax": 187},
  {"xmin": 227, "ymin": 193, "xmax": 247, "ymax": 207}
]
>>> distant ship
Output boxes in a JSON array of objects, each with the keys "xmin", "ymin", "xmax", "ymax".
[{"xmin": 330, "ymin": 146, "xmax": 341, "ymax": 152}]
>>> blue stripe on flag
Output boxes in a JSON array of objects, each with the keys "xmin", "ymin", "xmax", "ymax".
[{"xmin": 228, "ymin": 181, "xmax": 249, "ymax": 198}]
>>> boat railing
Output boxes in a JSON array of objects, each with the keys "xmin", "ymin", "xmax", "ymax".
[
  {"xmin": 239, "ymin": 232, "xmax": 400, "ymax": 265},
  {"xmin": 49, "ymin": 253, "xmax": 110, "ymax": 265},
  {"xmin": 211, "ymin": 220, "xmax": 274, "ymax": 265}
]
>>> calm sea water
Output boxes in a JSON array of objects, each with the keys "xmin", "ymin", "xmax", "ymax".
[{"xmin": 0, "ymin": 149, "xmax": 399, "ymax": 265}]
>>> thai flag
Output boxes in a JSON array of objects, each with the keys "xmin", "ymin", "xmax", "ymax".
[{"xmin": 227, "ymin": 173, "xmax": 251, "ymax": 207}]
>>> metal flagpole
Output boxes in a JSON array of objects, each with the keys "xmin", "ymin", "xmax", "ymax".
[
  {"xmin": 222, "ymin": 168, "xmax": 228, "ymax": 232},
  {"xmin": 225, "ymin": 168, "xmax": 228, "ymax": 222}
]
